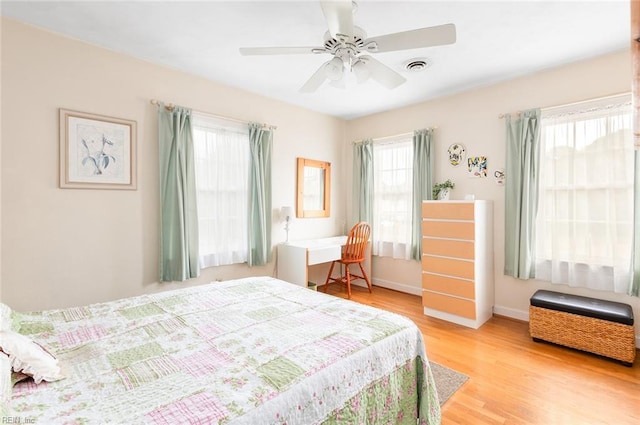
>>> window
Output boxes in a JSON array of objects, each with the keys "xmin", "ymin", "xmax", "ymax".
[
  {"xmin": 372, "ymin": 137, "xmax": 414, "ymax": 260},
  {"xmin": 534, "ymin": 95, "xmax": 633, "ymax": 293},
  {"xmin": 192, "ymin": 113, "xmax": 250, "ymax": 268}
]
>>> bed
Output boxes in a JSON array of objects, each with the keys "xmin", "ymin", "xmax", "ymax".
[{"xmin": 2, "ymin": 276, "xmax": 441, "ymax": 424}]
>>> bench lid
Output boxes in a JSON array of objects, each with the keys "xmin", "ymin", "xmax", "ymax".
[{"xmin": 530, "ymin": 290, "xmax": 634, "ymax": 325}]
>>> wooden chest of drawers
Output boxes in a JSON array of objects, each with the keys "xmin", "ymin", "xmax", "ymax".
[{"xmin": 422, "ymin": 200, "xmax": 494, "ymax": 329}]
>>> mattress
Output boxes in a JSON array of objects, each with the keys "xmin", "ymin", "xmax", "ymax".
[{"xmin": 5, "ymin": 276, "xmax": 440, "ymax": 424}]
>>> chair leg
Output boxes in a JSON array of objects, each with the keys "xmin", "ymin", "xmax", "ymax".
[
  {"xmin": 324, "ymin": 261, "xmax": 336, "ymax": 293},
  {"xmin": 359, "ymin": 262, "xmax": 372, "ymax": 293},
  {"xmin": 345, "ymin": 265, "xmax": 352, "ymax": 299}
]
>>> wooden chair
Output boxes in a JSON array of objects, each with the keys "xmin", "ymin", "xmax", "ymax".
[{"xmin": 324, "ymin": 221, "xmax": 371, "ymax": 299}]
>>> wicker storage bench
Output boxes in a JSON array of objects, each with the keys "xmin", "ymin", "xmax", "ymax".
[{"xmin": 529, "ymin": 290, "xmax": 636, "ymax": 366}]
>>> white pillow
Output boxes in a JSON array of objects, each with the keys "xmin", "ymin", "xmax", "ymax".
[
  {"xmin": 0, "ymin": 331, "xmax": 63, "ymax": 384},
  {"xmin": 0, "ymin": 303, "xmax": 11, "ymax": 332}
]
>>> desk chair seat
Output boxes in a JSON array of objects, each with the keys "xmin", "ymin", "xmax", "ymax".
[{"xmin": 324, "ymin": 222, "xmax": 371, "ymax": 299}]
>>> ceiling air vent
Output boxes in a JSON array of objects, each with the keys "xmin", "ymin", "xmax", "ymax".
[{"xmin": 404, "ymin": 58, "xmax": 432, "ymax": 72}]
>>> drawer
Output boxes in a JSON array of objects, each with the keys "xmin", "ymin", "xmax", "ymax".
[
  {"xmin": 422, "ymin": 220, "xmax": 475, "ymax": 240},
  {"xmin": 423, "ymin": 291, "xmax": 476, "ymax": 319},
  {"xmin": 423, "ymin": 238, "xmax": 474, "ymax": 260},
  {"xmin": 422, "ymin": 273, "xmax": 475, "ymax": 299},
  {"xmin": 307, "ymin": 245, "xmax": 342, "ymax": 265},
  {"xmin": 422, "ymin": 202, "xmax": 474, "ymax": 220},
  {"xmin": 422, "ymin": 256, "xmax": 474, "ymax": 280}
]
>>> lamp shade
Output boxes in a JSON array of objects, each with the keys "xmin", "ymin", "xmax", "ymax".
[
  {"xmin": 280, "ymin": 206, "xmax": 294, "ymax": 222},
  {"xmin": 325, "ymin": 57, "xmax": 344, "ymax": 81}
]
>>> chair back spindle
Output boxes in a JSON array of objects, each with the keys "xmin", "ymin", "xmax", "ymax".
[{"xmin": 343, "ymin": 222, "xmax": 370, "ymax": 261}]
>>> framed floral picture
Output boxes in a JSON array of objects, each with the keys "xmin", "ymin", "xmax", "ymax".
[{"xmin": 59, "ymin": 109, "xmax": 137, "ymax": 189}]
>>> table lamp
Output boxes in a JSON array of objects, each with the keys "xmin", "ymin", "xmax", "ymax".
[{"xmin": 280, "ymin": 206, "xmax": 294, "ymax": 243}]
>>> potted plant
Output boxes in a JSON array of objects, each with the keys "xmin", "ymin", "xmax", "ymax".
[{"xmin": 432, "ymin": 179, "xmax": 455, "ymax": 200}]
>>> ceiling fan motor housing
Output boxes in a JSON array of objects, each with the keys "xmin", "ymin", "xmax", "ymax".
[{"xmin": 323, "ymin": 26, "xmax": 367, "ymax": 53}]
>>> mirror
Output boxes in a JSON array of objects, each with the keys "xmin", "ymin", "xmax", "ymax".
[{"xmin": 296, "ymin": 157, "xmax": 331, "ymax": 218}]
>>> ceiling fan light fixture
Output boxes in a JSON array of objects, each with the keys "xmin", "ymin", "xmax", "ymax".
[
  {"xmin": 352, "ymin": 59, "xmax": 370, "ymax": 83},
  {"xmin": 325, "ymin": 56, "xmax": 345, "ymax": 81},
  {"xmin": 329, "ymin": 78, "xmax": 346, "ymax": 89}
]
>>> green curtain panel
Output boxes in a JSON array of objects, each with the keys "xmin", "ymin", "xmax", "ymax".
[
  {"xmin": 411, "ymin": 129, "xmax": 434, "ymax": 260},
  {"xmin": 630, "ymin": 151, "xmax": 640, "ymax": 297},
  {"xmin": 247, "ymin": 123, "xmax": 273, "ymax": 266},
  {"xmin": 353, "ymin": 139, "xmax": 374, "ymax": 226},
  {"xmin": 158, "ymin": 104, "xmax": 200, "ymax": 282},
  {"xmin": 504, "ymin": 109, "xmax": 541, "ymax": 279}
]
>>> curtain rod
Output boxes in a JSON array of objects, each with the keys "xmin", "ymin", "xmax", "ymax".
[
  {"xmin": 352, "ymin": 127, "xmax": 437, "ymax": 145},
  {"xmin": 150, "ymin": 99, "xmax": 277, "ymax": 130},
  {"xmin": 497, "ymin": 91, "xmax": 631, "ymax": 119}
]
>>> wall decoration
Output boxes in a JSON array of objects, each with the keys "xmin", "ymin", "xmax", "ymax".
[
  {"xmin": 494, "ymin": 169, "xmax": 506, "ymax": 185},
  {"xmin": 467, "ymin": 156, "xmax": 487, "ymax": 178},
  {"xmin": 59, "ymin": 109, "xmax": 137, "ymax": 190},
  {"xmin": 447, "ymin": 143, "xmax": 466, "ymax": 167}
]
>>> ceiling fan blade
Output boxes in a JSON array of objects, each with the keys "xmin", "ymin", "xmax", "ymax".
[
  {"xmin": 367, "ymin": 23, "xmax": 456, "ymax": 53},
  {"xmin": 239, "ymin": 46, "xmax": 323, "ymax": 56},
  {"xmin": 320, "ymin": 1, "xmax": 354, "ymax": 42},
  {"xmin": 299, "ymin": 62, "xmax": 330, "ymax": 93},
  {"xmin": 359, "ymin": 55, "xmax": 406, "ymax": 89}
]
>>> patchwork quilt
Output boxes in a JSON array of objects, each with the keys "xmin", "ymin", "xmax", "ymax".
[{"xmin": 9, "ymin": 276, "xmax": 441, "ymax": 424}]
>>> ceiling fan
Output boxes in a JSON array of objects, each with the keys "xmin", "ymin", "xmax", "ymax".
[{"xmin": 239, "ymin": 1, "xmax": 456, "ymax": 93}]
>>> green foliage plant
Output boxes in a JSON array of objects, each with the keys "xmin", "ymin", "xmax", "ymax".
[{"xmin": 432, "ymin": 179, "xmax": 455, "ymax": 199}]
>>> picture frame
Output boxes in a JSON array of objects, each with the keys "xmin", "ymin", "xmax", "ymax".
[
  {"xmin": 59, "ymin": 109, "xmax": 137, "ymax": 190},
  {"xmin": 467, "ymin": 156, "xmax": 488, "ymax": 178}
]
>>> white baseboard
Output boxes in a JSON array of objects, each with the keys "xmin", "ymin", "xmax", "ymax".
[
  {"xmin": 320, "ymin": 278, "xmax": 421, "ymax": 296},
  {"xmin": 371, "ymin": 278, "xmax": 422, "ymax": 296},
  {"xmin": 493, "ymin": 305, "xmax": 529, "ymax": 322}
]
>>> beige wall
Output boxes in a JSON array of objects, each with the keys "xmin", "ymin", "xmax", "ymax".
[
  {"xmin": 347, "ymin": 49, "xmax": 640, "ymax": 343},
  {"xmin": 0, "ymin": 19, "xmax": 345, "ymax": 311},
  {"xmin": 2, "ymin": 18, "xmax": 639, "ymax": 345}
]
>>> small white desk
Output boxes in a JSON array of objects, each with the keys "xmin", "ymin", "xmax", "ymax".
[{"xmin": 277, "ymin": 236, "xmax": 371, "ymax": 288}]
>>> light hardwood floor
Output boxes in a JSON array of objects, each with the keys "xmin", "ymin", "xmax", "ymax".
[{"xmin": 323, "ymin": 284, "xmax": 640, "ymax": 425}]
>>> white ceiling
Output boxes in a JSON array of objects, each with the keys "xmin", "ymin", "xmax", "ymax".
[{"xmin": 0, "ymin": 0, "xmax": 631, "ymax": 120}]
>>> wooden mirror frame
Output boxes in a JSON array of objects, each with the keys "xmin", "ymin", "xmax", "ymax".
[{"xmin": 296, "ymin": 157, "xmax": 331, "ymax": 218}]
